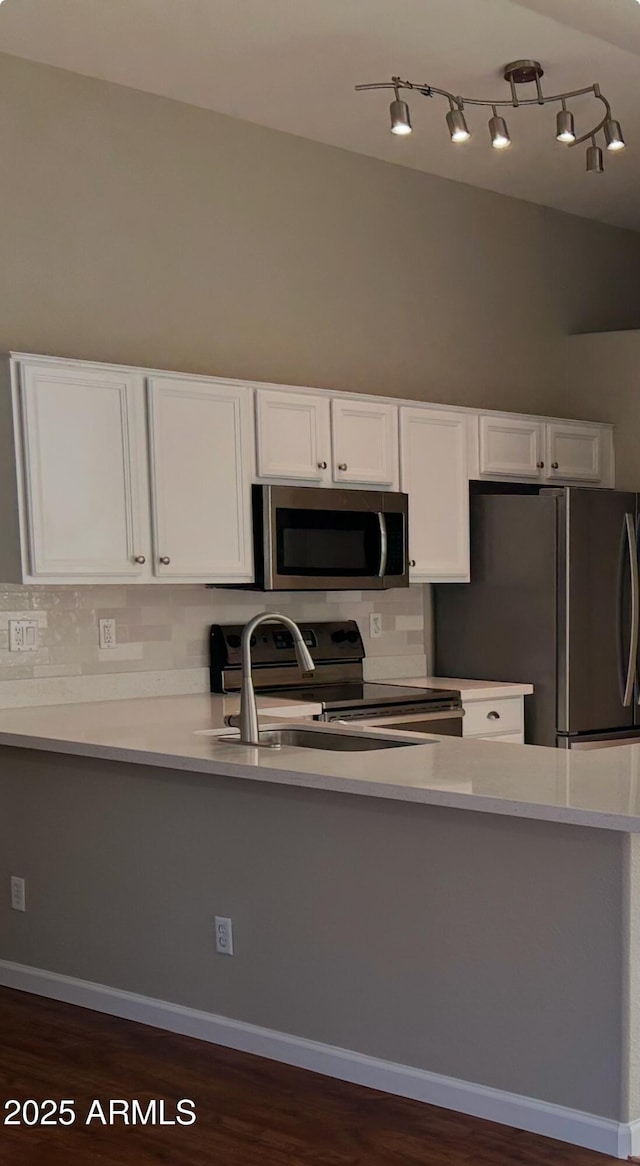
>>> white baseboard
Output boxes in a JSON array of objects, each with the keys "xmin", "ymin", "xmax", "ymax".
[{"xmin": 0, "ymin": 958, "xmax": 634, "ymax": 1159}]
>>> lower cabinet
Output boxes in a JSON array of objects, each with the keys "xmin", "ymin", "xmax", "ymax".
[
  {"xmin": 400, "ymin": 407, "xmax": 470, "ymax": 582},
  {"xmin": 462, "ymin": 696, "xmax": 525, "ymax": 743},
  {"xmin": 147, "ymin": 377, "xmax": 254, "ymax": 582}
]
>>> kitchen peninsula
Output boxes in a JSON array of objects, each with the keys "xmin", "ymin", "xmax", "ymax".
[{"xmin": 2, "ymin": 694, "xmax": 640, "ymax": 1158}]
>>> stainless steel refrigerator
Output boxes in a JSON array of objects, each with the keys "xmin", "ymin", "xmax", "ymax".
[{"xmin": 434, "ymin": 487, "xmax": 640, "ymax": 749}]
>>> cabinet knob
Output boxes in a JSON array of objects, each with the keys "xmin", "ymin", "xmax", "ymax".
[
  {"xmin": 409, "ymin": 559, "xmax": 416, "ymax": 568},
  {"xmin": 159, "ymin": 556, "xmax": 171, "ymax": 565},
  {"xmin": 551, "ymin": 462, "xmax": 559, "ymax": 470},
  {"xmin": 134, "ymin": 555, "xmax": 146, "ymax": 565},
  {"xmin": 536, "ymin": 461, "xmax": 545, "ymax": 469},
  {"xmin": 338, "ymin": 463, "xmax": 348, "ymax": 471},
  {"xmin": 317, "ymin": 461, "xmax": 327, "ymax": 470},
  {"xmin": 487, "ymin": 711, "xmax": 501, "ymax": 720}
]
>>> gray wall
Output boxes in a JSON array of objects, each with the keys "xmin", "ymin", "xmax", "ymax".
[
  {"xmin": 0, "ymin": 746, "xmax": 626, "ymax": 1119},
  {"xmin": 566, "ymin": 331, "xmax": 640, "ymax": 491},
  {"xmin": 0, "ymin": 51, "xmax": 639, "ymax": 416}
]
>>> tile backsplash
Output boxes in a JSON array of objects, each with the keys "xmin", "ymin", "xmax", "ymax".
[{"xmin": 0, "ymin": 583, "xmax": 429, "ymax": 705}]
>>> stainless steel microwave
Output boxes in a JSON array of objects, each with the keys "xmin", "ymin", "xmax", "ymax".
[{"xmin": 250, "ymin": 485, "xmax": 409, "ymax": 591}]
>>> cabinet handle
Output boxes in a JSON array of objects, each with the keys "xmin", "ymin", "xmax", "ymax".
[
  {"xmin": 317, "ymin": 461, "xmax": 328, "ymax": 470},
  {"xmin": 551, "ymin": 461, "xmax": 559, "ymax": 470},
  {"xmin": 159, "ymin": 556, "xmax": 171, "ymax": 565},
  {"xmin": 134, "ymin": 555, "xmax": 146, "ymax": 565},
  {"xmin": 409, "ymin": 559, "xmax": 416, "ymax": 568},
  {"xmin": 338, "ymin": 463, "xmax": 348, "ymax": 471},
  {"xmin": 536, "ymin": 461, "xmax": 545, "ymax": 469},
  {"xmin": 487, "ymin": 711, "xmax": 501, "ymax": 720}
]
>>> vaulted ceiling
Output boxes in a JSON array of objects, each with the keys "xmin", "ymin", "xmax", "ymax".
[{"xmin": 1, "ymin": 0, "xmax": 639, "ymax": 229}]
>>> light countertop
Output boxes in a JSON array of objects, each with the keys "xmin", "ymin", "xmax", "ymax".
[
  {"xmin": 396, "ymin": 677, "xmax": 534, "ymax": 701},
  {"xmin": 1, "ymin": 692, "xmax": 640, "ymax": 832}
]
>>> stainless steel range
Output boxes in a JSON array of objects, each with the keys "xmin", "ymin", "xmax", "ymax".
[{"xmin": 210, "ymin": 619, "xmax": 463, "ymax": 735}]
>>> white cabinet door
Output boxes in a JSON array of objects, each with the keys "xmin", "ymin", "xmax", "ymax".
[
  {"xmin": 478, "ymin": 415, "xmax": 543, "ymax": 479},
  {"xmin": 331, "ymin": 399, "xmax": 398, "ymax": 487},
  {"xmin": 400, "ymin": 408, "xmax": 470, "ymax": 582},
  {"xmin": 18, "ymin": 361, "xmax": 150, "ymax": 579},
  {"xmin": 256, "ymin": 390, "xmax": 331, "ymax": 482},
  {"xmin": 147, "ymin": 377, "xmax": 254, "ymax": 581},
  {"xmin": 545, "ymin": 422, "xmax": 603, "ymax": 483}
]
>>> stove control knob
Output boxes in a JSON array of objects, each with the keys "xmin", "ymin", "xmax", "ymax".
[
  {"xmin": 227, "ymin": 634, "xmax": 241, "ymax": 648},
  {"xmin": 331, "ymin": 630, "xmax": 347, "ymax": 643},
  {"xmin": 346, "ymin": 630, "xmax": 360, "ymax": 644}
]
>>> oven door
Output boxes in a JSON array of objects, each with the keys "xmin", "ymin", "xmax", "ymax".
[
  {"xmin": 255, "ymin": 485, "xmax": 409, "ymax": 590},
  {"xmin": 333, "ymin": 708, "xmax": 464, "ymax": 737}
]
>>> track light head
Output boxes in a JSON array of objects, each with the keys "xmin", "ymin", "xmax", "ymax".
[
  {"xmin": 390, "ymin": 98, "xmax": 412, "ymax": 135},
  {"xmin": 446, "ymin": 106, "xmax": 470, "ymax": 143},
  {"xmin": 556, "ymin": 107, "xmax": 575, "ymax": 144},
  {"xmin": 586, "ymin": 143, "xmax": 604, "ymax": 173},
  {"xmin": 489, "ymin": 110, "xmax": 511, "ymax": 149},
  {"xmin": 604, "ymin": 118, "xmax": 625, "ymax": 151}
]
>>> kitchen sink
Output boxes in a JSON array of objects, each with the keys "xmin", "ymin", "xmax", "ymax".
[{"xmin": 217, "ymin": 726, "xmax": 424, "ymax": 751}]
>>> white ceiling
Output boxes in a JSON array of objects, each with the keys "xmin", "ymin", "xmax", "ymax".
[{"xmin": 1, "ymin": 0, "xmax": 639, "ymax": 229}]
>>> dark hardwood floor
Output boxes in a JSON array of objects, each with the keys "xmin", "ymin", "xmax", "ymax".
[{"xmin": 0, "ymin": 986, "xmax": 627, "ymax": 1165}]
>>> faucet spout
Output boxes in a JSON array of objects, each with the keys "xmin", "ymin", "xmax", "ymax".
[{"xmin": 235, "ymin": 613, "xmax": 315, "ymax": 746}]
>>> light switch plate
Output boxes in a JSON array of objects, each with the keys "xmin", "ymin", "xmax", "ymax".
[{"xmin": 9, "ymin": 619, "xmax": 39, "ymax": 652}]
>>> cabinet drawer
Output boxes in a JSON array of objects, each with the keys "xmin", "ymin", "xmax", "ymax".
[{"xmin": 463, "ymin": 697, "xmax": 523, "ymax": 737}]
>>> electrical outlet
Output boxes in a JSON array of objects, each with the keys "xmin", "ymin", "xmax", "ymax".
[
  {"xmin": 369, "ymin": 613, "xmax": 383, "ymax": 639},
  {"xmin": 9, "ymin": 620, "xmax": 39, "ymax": 652},
  {"xmin": 98, "ymin": 618, "xmax": 117, "ymax": 649},
  {"xmin": 215, "ymin": 916, "xmax": 234, "ymax": 955},
  {"xmin": 10, "ymin": 876, "xmax": 25, "ymax": 912}
]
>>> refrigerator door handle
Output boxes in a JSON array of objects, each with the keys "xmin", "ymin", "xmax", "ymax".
[{"xmin": 618, "ymin": 513, "xmax": 639, "ymax": 707}]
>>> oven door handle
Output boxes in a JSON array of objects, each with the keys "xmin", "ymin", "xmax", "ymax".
[
  {"xmin": 336, "ymin": 708, "xmax": 463, "ymax": 727},
  {"xmin": 377, "ymin": 512, "xmax": 388, "ymax": 578}
]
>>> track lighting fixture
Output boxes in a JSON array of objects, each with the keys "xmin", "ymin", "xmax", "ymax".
[{"xmin": 356, "ymin": 60, "xmax": 625, "ymax": 176}]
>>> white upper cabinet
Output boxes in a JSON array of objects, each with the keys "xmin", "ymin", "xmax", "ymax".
[
  {"xmin": 16, "ymin": 360, "xmax": 151, "ymax": 581},
  {"xmin": 147, "ymin": 377, "xmax": 254, "ymax": 582},
  {"xmin": 475, "ymin": 413, "xmax": 611, "ymax": 486},
  {"xmin": 256, "ymin": 390, "xmax": 331, "ymax": 483},
  {"xmin": 400, "ymin": 407, "xmax": 470, "ymax": 583},
  {"xmin": 0, "ymin": 352, "xmax": 615, "ymax": 587},
  {"xmin": 256, "ymin": 390, "xmax": 398, "ymax": 488},
  {"xmin": 331, "ymin": 399, "xmax": 398, "ymax": 488},
  {"xmin": 545, "ymin": 421, "xmax": 603, "ymax": 482},
  {"xmin": 478, "ymin": 415, "xmax": 544, "ymax": 480}
]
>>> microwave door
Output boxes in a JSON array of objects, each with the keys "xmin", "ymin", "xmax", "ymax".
[
  {"xmin": 264, "ymin": 486, "xmax": 387, "ymax": 590},
  {"xmin": 254, "ymin": 485, "xmax": 408, "ymax": 590},
  {"xmin": 381, "ymin": 493, "xmax": 410, "ymax": 588}
]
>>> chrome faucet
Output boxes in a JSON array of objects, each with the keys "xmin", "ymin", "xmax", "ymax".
[{"xmin": 224, "ymin": 613, "xmax": 315, "ymax": 746}]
